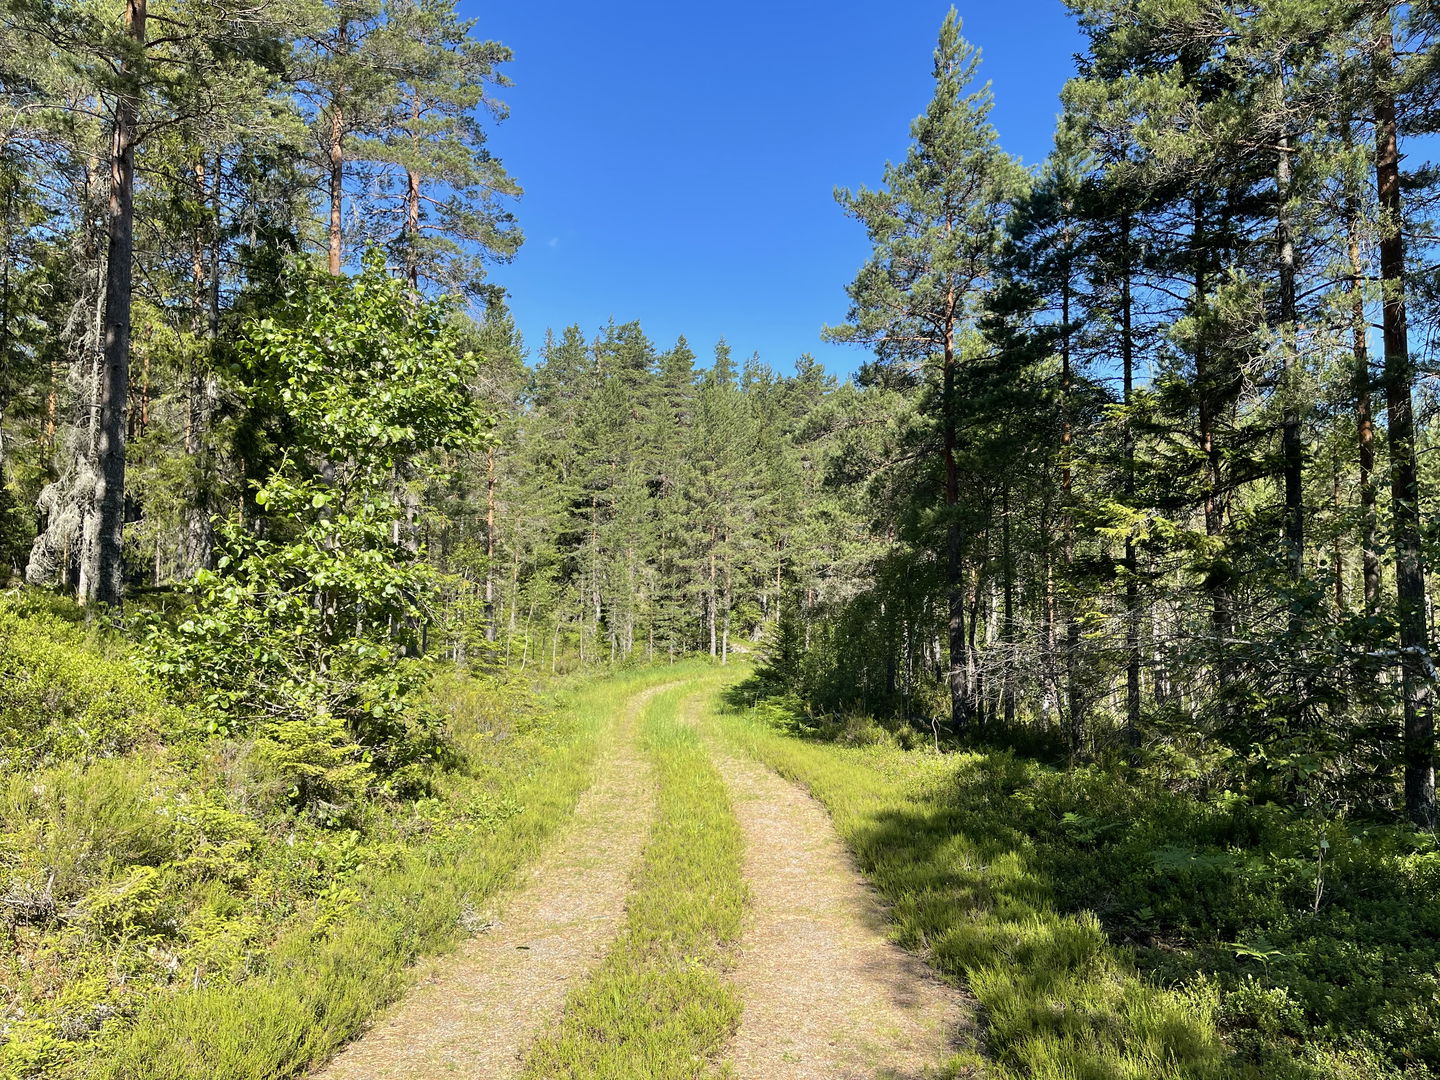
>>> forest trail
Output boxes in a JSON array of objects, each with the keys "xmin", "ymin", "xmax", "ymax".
[
  {"xmin": 312, "ymin": 672, "xmax": 968, "ymax": 1079},
  {"xmin": 310, "ymin": 681, "xmax": 670, "ymax": 1080},
  {"xmin": 693, "ymin": 702, "xmax": 971, "ymax": 1079}
]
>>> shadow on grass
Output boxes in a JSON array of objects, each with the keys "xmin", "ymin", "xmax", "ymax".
[{"xmin": 729, "ymin": 703, "xmax": 1438, "ymax": 1080}]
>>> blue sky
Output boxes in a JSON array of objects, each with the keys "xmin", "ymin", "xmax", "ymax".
[{"xmin": 468, "ymin": 1, "xmax": 1085, "ymax": 378}]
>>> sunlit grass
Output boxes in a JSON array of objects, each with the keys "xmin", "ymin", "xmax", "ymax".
[
  {"xmin": 80, "ymin": 667, "xmax": 690, "ymax": 1080},
  {"xmin": 520, "ymin": 669, "xmax": 745, "ymax": 1080},
  {"xmin": 714, "ymin": 707, "xmax": 1234, "ymax": 1080}
]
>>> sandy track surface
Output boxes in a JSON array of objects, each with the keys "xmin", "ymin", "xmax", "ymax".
[
  {"xmin": 709, "ymin": 739, "xmax": 972, "ymax": 1079},
  {"xmin": 311, "ymin": 682, "xmax": 672, "ymax": 1080}
]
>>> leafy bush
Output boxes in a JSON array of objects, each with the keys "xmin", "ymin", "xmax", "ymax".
[{"xmin": 144, "ymin": 255, "xmax": 487, "ymax": 809}]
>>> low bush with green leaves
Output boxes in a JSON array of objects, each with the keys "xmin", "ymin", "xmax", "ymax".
[{"xmin": 0, "ymin": 600, "xmax": 180, "ymax": 770}]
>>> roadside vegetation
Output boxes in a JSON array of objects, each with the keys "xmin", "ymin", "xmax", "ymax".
[
  {"xmin": 0, "ymin": 593, "xmax": 686, "ymax": 1080},
  {"xmin": 521, "ymin": 673, "xmax": 745, "ymax": 1080},
  {"xmin": 719, "ymin": 695, "xmax": 1438, "ymax": 1080},
  {"xmin": 5, "ymin": 0, "xmax": 1440, "ymax": 1074}
]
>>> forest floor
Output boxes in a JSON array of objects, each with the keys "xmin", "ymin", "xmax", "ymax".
[{"xmin": 308, "ymin": 669, "xmax": 969, "ymax": 1080}]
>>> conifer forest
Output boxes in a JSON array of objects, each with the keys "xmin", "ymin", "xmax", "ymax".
[{"xmin": 2, "ymin": 2, "xmax": 1440, "ymax": 1079}]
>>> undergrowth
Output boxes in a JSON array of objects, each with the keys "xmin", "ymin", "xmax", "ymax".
[
  {"xmin": 520, "ymin": 673, "xmax": 746, "ymax": 1080},
  {"xmin": 716, "ymin": 698, "xmax": 1436, "ymax": 1080},
  {"xmin": 0, "ymin": 592, "xmax": 681, "ymax": 1080}
]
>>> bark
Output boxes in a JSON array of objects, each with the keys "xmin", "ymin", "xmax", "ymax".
[
  {"xmin": 327, "ymin": 19, "xmax": 347, "ymax": 277},
  {"xmin": 484, "ymin": 446, "xmax": 497, "ymax": 642},
  {"xmin": 84, "ymin": 0, "xmax": 146, "ymax": 608},
  {"xmin": 1193, "ymin": 196, "xmax": 1232, "ymax": 649},
  {"xmin": 721, "ymin": 573, "xmax": 731, "ymax": 665},
  {"xmin": 1061, "ymin": 225, "xmax": 1083, "ymax": 760},
  {"xmin": 1277, "ymin": 120, "xmax": 1304, "ymax": 585},
  {"xmin": 943, "ymin": 333, "xmax": 969, "ymax": 737},
  {"xmin": 1346, "ymin": 160, "xmax": 1381, "ymax": 611},
  {"xmin": 1374, "ymin": 24, "xmax": 1435, "ymax": 826},
  {"xmin": 1332, "ymin": 456, "xmax": 1344, "ymax": 610},
  {"xmin": 405, "ymin": 90, "xmax": 421, "ymax": 289},
  {"xmin": 1001, "ymin": 482, "xmax": 1016, "ymax": 730},
  {"xmin": 708, "ymin": 538, "xmax": 717, "ymax": 657},
  {"xmin": 1120, "ymin": 212, "xmax": 1141, "ymax": 744}
]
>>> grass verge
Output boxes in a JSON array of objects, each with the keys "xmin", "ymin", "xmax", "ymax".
[
  {"xmin": 714, "ymin": 704, "xmax": 1235, "ymax": 1080},
  {"xmin": 89, "ymin": 668, "xmax": 696, "ymax": 1080},
  {"xmin": 520, "ymin": 669, "xmax": 746, "ymax": 1080},
  {"xmin": 0, "ymin": 634, "xmax": 686, "ymax": 1080}
]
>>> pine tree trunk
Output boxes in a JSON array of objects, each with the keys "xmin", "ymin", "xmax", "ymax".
[
  {"xmin": 1332, "ymin": 456, "xmax": 1344, "ymax": 609},
  {"xmin": 1193, "ymin": 197, "xmax": 1233, "ymax": 657},
  {"xmin": 943, "ymin": 329, "xmax": 969, "ymax": 737},
  {"xmin": 721, "ymin": 575, "xmax": 730, "ymax": 665},
  {"xmin": 1276, "ymin": 108, "xmax": 1304, "ymax": 585},
  {"xmin": 1374, "ymin": 25, "xmax": 1435, "ymax": 826},
  {"xmin": 327, "ymin": 24, "xmax": 347, "ymax": 277},
  {"xmin": 484, "ymin": 447, "xmax": 497, "ymax": 643},
  {"xmin": 1120, "ymin": 213, "xmax": 1141, "ymax": 744},
  {"xmin": 85, "ymin": 0, "xmax": 146, "ymax": 608},
  {"xmin": 182, "ymin": 157, "xmax": 216, "ymax": 577},
  {"xmin": 1347, "ymin": 162, "xmax": 1381, "ymax": 611},
  {"xmin": 1061, "ymin": 229, "xmax": 1082, "ymax": 760},
  {"xmin": 1001, "ymin": 482, "xmax": 1016, "ymax": 730},
  {"xmin": 405, "ymin": 90, "xmax": 421, "ymax": 289},
  {"xmin": 708, "ymin": 543, "xmax": 717, "ymax": 657}
]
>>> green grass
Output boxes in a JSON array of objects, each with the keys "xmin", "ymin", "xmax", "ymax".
[
  {"xmin": 714, "ymin": 704, "xmax": 1234, "ymax": 1080},
  {"xmin": 520, "ymin": 667, "xmax": 746, "ymax": 1080},
  {"xmin": 82, "ymin": 667, "xmax": 691, "ymax": 1080},
  {"xmin": 0, "ymin": 591, "xmax": 692, "ymax": 1080}
]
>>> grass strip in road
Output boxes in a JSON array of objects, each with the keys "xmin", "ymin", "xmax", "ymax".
[
  {"xmin": 85, "ymin": 668, "xmax": 685, "ymax": 1080},
  {"xmin": 714, "ymin": 704, "xmax": 1232, "ymax": 1080},
  {"xmin": 520, "ymin": 673, "xmax": 745, "ymax": 1080}
]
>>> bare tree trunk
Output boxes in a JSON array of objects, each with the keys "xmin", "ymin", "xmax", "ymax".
[
  {"xmin": 943, "ymin": 324, "xmax": 969, "ymax": 737},
  {"xmin": 1059, "ymin": 224, "xmax": 1083, "ymax": 760},
  {"xmin": 1375, "ymin": 24, "xmax": 1435, "ymax": 826},
  {"xmin": 84, "ymin": 0, "xmax": 146, "ymax": 607},
  {"xmin": 484, "ymin": 446, "xmax": 497, "ymax": 642},
  {"xmin": 1001, "ymin": 482, "xmax": 1016, "ymax": 730},
  {"xmin": 181, "ymin": 156, "xmax": 216, "ymax": 577},
  {"xmin": 327, "ymin": 23, "xmax": 347, "ymax": 277},
  {"xmin": 708, "ymin": 539, "xmax": 718, "ymax": 657},
  {"xmin": 1347, "ymin": 152, "xmax": 1381, "ymax": 611},
  {"xmin": 721, "ymin": 574, "xmax": 730, "ymax": 665},
  {"xmin": 405, "ymin": 90, "xmax": 421, "ymax": 289},
  {"xmin": 1192, "ymin": 197, "xmax": 1233, "ymax": 672},
  {"xmin": 1120, "ymin": 212, "xmax": 1141, "ymax": 745},
  {"xmin": 1276, "ymin": 102, "xmax": 1304, "ymax": 586},
  {"xmin": 1332, "ymin": 455, "xmax": 1344, "ymax": 609}
]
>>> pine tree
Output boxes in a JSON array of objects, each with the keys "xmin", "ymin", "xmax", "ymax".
[
  {"xmin": 361, "ymin": 0, "xmax": 521, "ymax": 298},
  {"xmin": 828, "ymin": 8, "xmax": 1026, "ymax": 735}
]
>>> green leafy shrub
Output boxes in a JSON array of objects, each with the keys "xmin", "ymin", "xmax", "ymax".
[{"xmin": 144, "ymin": 255, "xmax": 487, "ymax": 809}]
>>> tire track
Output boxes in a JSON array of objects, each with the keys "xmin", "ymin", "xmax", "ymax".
[
  {"xmin": 311, "ymin": 681, "xmax": 674, "ymax": 1080},
  {"xmin": 704, "ymin": 722, "xmax": 972, "ymax": 1079}
]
